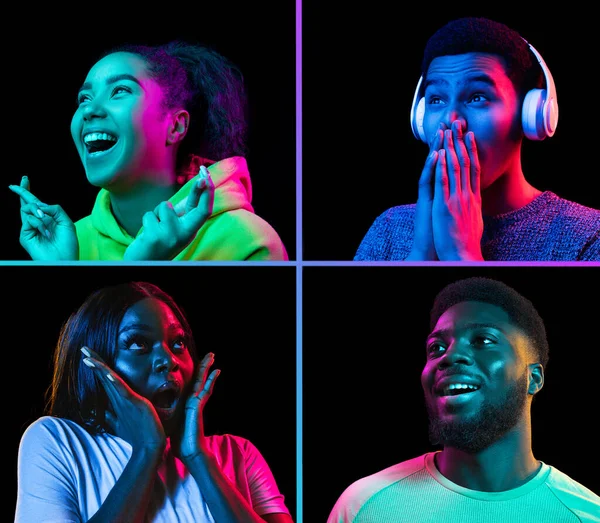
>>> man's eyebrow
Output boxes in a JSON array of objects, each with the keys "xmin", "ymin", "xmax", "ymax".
[
  {"xmin": 427, "ymin": 322, "xmax": 509, "ymax": 341},
  {"xmin": 423, "ymin": 77, "xmax": 450, "ymax": 90},
  {"xmin": 78, "ymin": 74, "xmax": 143, "ymax": 95},
  {"xmin": 424, "ymin": 74, "xmax": 497, "ymax": 90}
]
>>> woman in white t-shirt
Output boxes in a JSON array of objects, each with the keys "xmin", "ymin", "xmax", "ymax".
[{"xmin": 14, "ymin": 281, "xmax": 293, "ymax": 523}]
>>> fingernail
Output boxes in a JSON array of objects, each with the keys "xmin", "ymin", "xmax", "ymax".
[
  {"xmin": 36, "ymin": 209, "xmax": 44, "ymax": 219},
  {"xmin": 83, "ymin": 358, "xmax": 95, "ymax": 368},
  {"xmin": 81, "ymin": 347, "xmax": 91, "ymax": 357}
]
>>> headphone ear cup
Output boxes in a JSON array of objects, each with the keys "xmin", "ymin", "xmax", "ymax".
[
  {"xmin": 522, "ymin": 88, "xmax": 546, "ymax": 140},
  {"xmin": 522, "ymin": 41, "xmax": 558, "ymax": 141},
  {"xmin": 414, "ymin": 97, "xmax": 427, "ymax": 142}
]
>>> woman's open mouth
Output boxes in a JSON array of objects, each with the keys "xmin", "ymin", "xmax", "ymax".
[
  {"xmin": 151, "ymin": 381, "xmax": 181, "ymax": 419},
  {"xmin": 84, "ymin": 132, "xmax": 118, "ymax": 157}
]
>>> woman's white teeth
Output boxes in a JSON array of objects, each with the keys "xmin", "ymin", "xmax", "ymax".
[{"xmin": 84, "ymin": 132, "xmax": 117, "ymax": 143}]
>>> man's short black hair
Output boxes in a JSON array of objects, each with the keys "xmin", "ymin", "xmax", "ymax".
[
  {"xmin": 430, "ymin": 277, "xmax": 549, "ymax": 367},
  {"xmin": 422, "ymin": 17, "xmax": 544, "ymax": 97}
]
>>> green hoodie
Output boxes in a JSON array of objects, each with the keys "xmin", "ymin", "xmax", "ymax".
[{"xmin": 74, "ymin": 157, "xmax": 288, "ymax": 261}]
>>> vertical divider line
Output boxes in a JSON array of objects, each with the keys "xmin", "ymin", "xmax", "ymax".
[{"xmin": 296, "ymin": 0, "xmax": 303, "ymax": 522}]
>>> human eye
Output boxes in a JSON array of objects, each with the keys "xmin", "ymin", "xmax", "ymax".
[
  {"xmin": 471, "ymin": 332, "xmax": 497, "ymax": 347},
  {"xmin": 171, "ymin": 334, "xmax": 189, "ymax": 353},
  {"xmin": 423, "ymin": 83, "xmax": 444, "ymax": 105},
  {"xmin": 111, "ymin": 85, "xmax": 132, "ymax": 97},
  {"xmin": 77, "ymin": 93, "xmax": 91, "ymax": 106},
  {"xmin": 468, "ymin": 93, "xmax": 489, "ymax": 104},
  {"xmin": 122, "ymin": 333, "xmax": 149, "ymax": 352},
  {"xmin": 426, "ymin": 340, "xmax": 446, "ymax": 358},
  {"xmin": 426, "ymin": 93, "xmax": 444, "ymax": 106}
]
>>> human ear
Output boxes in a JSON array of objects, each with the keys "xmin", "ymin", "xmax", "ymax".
[
  {"xmin": 166, "ymin": 109, "xmax": 190, "ymax": 145},
  {"xmin": 527, "ymin": 363, "xmax": 544, "ymax": 395}
]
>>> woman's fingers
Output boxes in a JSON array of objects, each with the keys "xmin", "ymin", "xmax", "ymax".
[
  {"xmin": 10, "ymin": 182, "xmax": 50, "ymax": 237},
  {"xmin": 155, "ymin": 201, "xmax": 178, "ymax": 227},
  {"xmin": 185, "ymin": 166, "xmax": 213, "ymax": 213},
  {"xmin": 23, "ymin": 213, "xmax": 51, "ymax": 239},
  {"xmin": 192, "ymin": 352, "xmax": 215, "ymax": 394},
  {"xmin": 184, "ymin": 175, "xmax": 203, "ymax": 213},
  {"xmin": 180, "ymin": 177, "xmax": 214, "ymax": 238},
  {"xmin": 19, "ymin": 175, "xmax": 31, "ymax": 206},
  {"xmin": 9, "ymin": 183, "xmax": 42, "ymax": 206},
  {"xmin": 196, "ymin": 353, "xmax": 220, "ymax": 404},
  {"xmin": 202, "ymin": 369, "xmax": 221, "ymax": 399},
  {"xmin": 197, "ymin": 168, "xmax": 215, "ymax": 217},
  {"xmin": 81, "ymin": 346, "xmax": 132, "ymax": 404},
  {"xmin": 18, "ymin": 202, "xmax": 51, "ymax": 238}
]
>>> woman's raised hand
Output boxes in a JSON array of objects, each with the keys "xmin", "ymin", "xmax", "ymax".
[
  {"xmin": 81, "ymin": 346, "xmax": 166, "ymax": 454},
  {"xmin": 9, "ymin": 176, "xmax": 79, "ymax": 260}
]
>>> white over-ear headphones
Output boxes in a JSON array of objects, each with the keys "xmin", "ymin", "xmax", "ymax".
[{"xmin": 409, "ymin": 39, "xmax": 559, "ymax": 142}]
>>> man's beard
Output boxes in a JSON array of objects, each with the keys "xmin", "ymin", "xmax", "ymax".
[{"xmin": 425, "ymin": 373, "xmax": 528, "ymax": 453}]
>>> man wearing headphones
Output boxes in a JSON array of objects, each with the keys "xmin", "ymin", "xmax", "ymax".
[{"xmin": 354, "ymin": 17, "xmax": 600, "ymax": 261}]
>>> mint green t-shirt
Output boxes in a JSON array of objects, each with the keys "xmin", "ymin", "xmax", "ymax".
[{"xmin": 327, "ymin": 452, "xmax": 600, "ymax": 522}]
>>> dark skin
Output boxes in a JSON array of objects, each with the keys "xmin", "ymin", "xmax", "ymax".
[
  {"xmin": 407, "ymin": 53, "xmax": 543, "ymax": 261},
  {"xmin": 81, "ymin": 297, "xmax": 293, "ymax": 522},
  {"xmin": 421, "ymin": 301, "xmax": 544, "ymax": 492}
]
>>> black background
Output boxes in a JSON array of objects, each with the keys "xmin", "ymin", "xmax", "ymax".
[
  {"xmin": 3, "ymin": 2, "xmax": 296, "ymax": 260},
  {"xmin": 8, "ymin": 265, "xmax": 297, "ymax": 521},
  {"xmin": 302, "ymin": 265, "xmax": 600, "ymax": 521},
  {"xmin": 5, "ymin": 3, "xmax": 600, "ymax": 523},
  {"xmin": 302, "ymin": 5, "xmax": 599, "ymax": 260}
]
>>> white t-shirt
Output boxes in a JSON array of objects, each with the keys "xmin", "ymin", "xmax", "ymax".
[
  {"xmin": 15, "ymin": 416, "xmax": 290, "ymax": 523},
  {"xmin": 327, "ymin": 452, "xmax": 600, "ymax": 523}
]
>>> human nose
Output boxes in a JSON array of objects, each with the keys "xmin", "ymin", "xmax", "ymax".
[
  {"xmin": 440, "ymin": 101, "xmax": 467, "ymax": 133},
  {"xmin": 81, "ymin": 98, "xmax": 108, "ymax": 122},
  {"xmin": 153, "ymin": 344, "xmax": 180, "ymax": 373},
  {"xmin": 437, "ymin": 340, "xmax": 474, "ymax": 369}
]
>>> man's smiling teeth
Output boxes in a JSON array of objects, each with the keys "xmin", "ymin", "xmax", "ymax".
[
  {"xmin": 442, "ymin": 383, "xmax": 481, "ymax": 396},
  {"xmin": 83, "ymin": 132, "xmax": 117, "ymax": 144}
]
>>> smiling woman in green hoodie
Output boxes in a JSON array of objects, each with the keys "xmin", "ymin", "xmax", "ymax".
[{"xmin": 9, "ymin": 41, "xmax": 288, "ymax": 261}]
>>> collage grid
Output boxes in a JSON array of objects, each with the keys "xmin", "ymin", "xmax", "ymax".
[{"xmin": 6, "ymin": 2, "xmax": 600, "ymax": 523}]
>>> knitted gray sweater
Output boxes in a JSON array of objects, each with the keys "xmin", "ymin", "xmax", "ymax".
[{"xmin": 354, "ymin": 192, "xmax": 600, "ymax": 261}]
